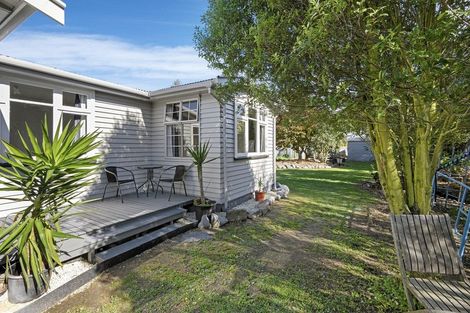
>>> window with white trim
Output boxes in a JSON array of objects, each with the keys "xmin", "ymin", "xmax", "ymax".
[
  {"xmin": 60, "ymin": 91, "xmax": 89, "ymax": 139},
  {"xmin": 165, "ymin": 99, "xmax": 199, "ymax": 157},
  {"xmin": 9, "ymin": 83, "xmax": 53, "ymax": 150},
  {"xmin": 235, "ymin": 103, "xmax": 267, "ymax": 157},
  {"xmin": 8, "ymin": 82, "xmax": 91, "ymax": 152}
]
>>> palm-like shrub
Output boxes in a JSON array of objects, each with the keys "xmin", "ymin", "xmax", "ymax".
[
  {"xmin": 187, "ymin": 142, "xmax": 217, "ymax": 206},
  {"xmin": 0, "ymin": 118, "xmax": 100, "ymax": 289}
]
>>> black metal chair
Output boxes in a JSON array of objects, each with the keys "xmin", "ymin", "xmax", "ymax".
[
  {"xmin": 155, "ymin": 165, "xmax": 192, "ymax": 201},
  {"xmin": 102, "ymin": 166, "xmax": 139, "ymax": 203}
]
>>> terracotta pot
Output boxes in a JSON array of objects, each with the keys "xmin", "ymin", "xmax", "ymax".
[{"xmin": 255, "ymin": 191, "xmax": 265, "ymax": 202}]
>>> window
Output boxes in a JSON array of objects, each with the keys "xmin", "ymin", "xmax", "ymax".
[
  {"xmin": 62, "ymin": 113, "xmax": 87, "ymax": 139},
  {"xmin": 9, "ymin": 83, "xmax": 54, "ymax": 151},
  {"xmin": 63, "ymin": 92, "xmax": 87, "ymax": 109},
  {"xmin": 61, "ymin": 91, "xmax": 89, "ymax": 139},
  {"xmin": 260, "ymin": 124, "xmax": 266, "ymax": 153},
  {"xmin": 7, "ymin": 82, "xmax": 91, "ymax": 152},
  {"xmin": 248, "ymin": 119, "xmax": 257, "ymax": 152},
  {"xmin": 192, "ymin": 125, "xmax": 200, "ymax": 147},
  {"xmin": 182, "ymin": 100, "xmax": 198, "ymax": 121},
  {"xmin": 165, "ymin": 103, "xmax": 180, "ymax": 122},
  {"xmin": 237, "ymin": 120, "xmax": 246, "ymax": 153},
  {"xmin": 165, "ymin": 99, "xmax": 199, "ymax": 157},
  {"xmin": 166, "ymin": 100, "xmax": 198, "ymax": 122},
  {"xmin": 166, "ymin": 124, "xmax": 199, "ymax": 157},
  {"xmin": 10, "ymin": 102, "xmax": 53, "ymax": 150},
  {"xmin": 235, "ymin": 103, "xmax": 268, "ymax": 156},
  {"xmin": 10, "ymin": 82, "xmax": 53, "ymax": 103}
]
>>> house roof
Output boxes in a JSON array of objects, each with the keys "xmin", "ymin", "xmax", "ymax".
[
  {"xmin": 347, "ymin": 134, "xmax": 370, "ymax": 142},
  {"xmin": 0, "ymin": 54, "xmax": 150, "ymax": 98},
  {"xmin": 0, "ymin": 0, "xmax": 65, "ymax": 40},
  {"xmin": 149, "ymin": 77, "xmax": 225, "ymax": 99},
  {"xmin": 0, "ymin": 54, "xmax": 221, "ymax": 100}
]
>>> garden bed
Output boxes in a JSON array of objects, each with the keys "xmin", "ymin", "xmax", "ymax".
[
  {"xmin": 277, "ymin": 160, "xmax": 332, "ymax": 170},
  {"xmin": 0, "ymin": 260, "xmax": 94, "ymax": 313}
]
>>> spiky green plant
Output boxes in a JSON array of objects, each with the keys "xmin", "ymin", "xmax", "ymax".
[
  {"xmin": 0, "ymin": 117, "xmax": 100, "ymax": 290},
  {"xmin": 187, "ymin": 142, "xmax": 217, "ymax": 206}
]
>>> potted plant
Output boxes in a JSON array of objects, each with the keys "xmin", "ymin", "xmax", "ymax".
[
  {"xmin": 255, "ymin": 178, "xmax": 266, "ymax": 202},
  {"xmin": 0, "ymin": 118, "xmax": 100, "ymax": 303},
  {"xmin": 187, "ymin": 142, "xmax": 218, "ymax": 220}
]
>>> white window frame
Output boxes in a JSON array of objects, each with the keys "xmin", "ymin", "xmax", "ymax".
[
  {"xmin": 191, "ymin": 124, "xmax": 200, "ymax": 147},
  {"xmin": 58, "ymin": 88, "xmax": 93, "ymax": 137},
  {"xmin": 164, "ymin": 99, "xmax": 200, "ymax": 158},
  {"xmin": 235, "ymin": 103, "xmax": 268, "ymax": 158},
  {"xmin": 5, "ymin": 79, "xmax": 94, "ymax": 145},
  {"xmin": 164, "ymin": 98, "xmax": 199, "ymax": 124}
]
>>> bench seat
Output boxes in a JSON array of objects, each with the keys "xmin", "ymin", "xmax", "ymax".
[{"xmin": 408, "ymin": 278, "xmax": 470, "ymax": 312}]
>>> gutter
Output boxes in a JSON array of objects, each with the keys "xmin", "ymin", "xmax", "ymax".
[{"xmin": 0, "ymin": 55, "xmax": 150, "ymax": 99}]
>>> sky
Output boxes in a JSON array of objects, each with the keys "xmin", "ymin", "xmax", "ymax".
[{"xmin": 0, "ymin": 0, "xmax": 219, "ymax": 90}]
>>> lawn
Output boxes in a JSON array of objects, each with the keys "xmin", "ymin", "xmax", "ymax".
[{"xmin": 48, "ymin": 162, "xmax": 407, "ymax": 313}]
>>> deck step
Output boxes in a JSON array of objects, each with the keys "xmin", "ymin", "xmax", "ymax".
[
  {"xmin": 91, "ymin": 203, "xmax": 190, "ymax": 233},
  {"xmin": 59, "ymin": 207, "xmax": 187, "ymax": 262},
  {"xmin": 95, "ymin": 218, "xmax": 197, "ymax": 267},
  {"xmin": 90, "ymin": 206, "xmax": 186, "ymax": 239}
]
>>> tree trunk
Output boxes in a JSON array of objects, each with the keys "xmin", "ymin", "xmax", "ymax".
[
  {"xmin": 367, "ymin": 46, "xmax": 406, "ymax": 214},
  {"xmin": 412, "ymin": 96, "xmax": 432, "ymax": 214},
  {"xmin": 398, "ymin": 103, "xmax": 415, "ymax": 210},
  {"xmin": 197, "ymin": 165, "xmax": 205, "ymax": 205},
  {"xmin": 369, "ymin": 114, "xmax": 407, "ymax": 214}
]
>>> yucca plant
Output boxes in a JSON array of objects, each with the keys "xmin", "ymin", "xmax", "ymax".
[
  {"xmin": 187, "ymin": 142, "xmax": 217, "ymax": 206},
  {"xmin": 0, "ymin": 117, "xmax": 100, "ymax": 292}
]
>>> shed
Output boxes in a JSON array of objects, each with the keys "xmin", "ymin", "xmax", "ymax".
[{"xmin": 347, "ymin": 136, "xmax": 374, "ymax": 162}]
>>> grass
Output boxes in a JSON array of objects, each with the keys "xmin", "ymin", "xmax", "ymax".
[{"xmin": 49, "ymin": 162, "xmax": 408, "ymax": 313}]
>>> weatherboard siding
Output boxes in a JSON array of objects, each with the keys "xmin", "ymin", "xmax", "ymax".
[
  {"xmin": 151, "ymin": 92, "xmax": 224, "ymax": 203},
  {"xmin": 224, "ymin": 100, "xmax": 275, "ymax": 204},
  {"xmin": 85, "ymin": 91, "xmax": 153, "ymax": 198}
]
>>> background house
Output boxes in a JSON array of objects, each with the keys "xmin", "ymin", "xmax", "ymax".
[{"xmin": 0, "ymin": 56, "xmax": 276, "ymax": 218}]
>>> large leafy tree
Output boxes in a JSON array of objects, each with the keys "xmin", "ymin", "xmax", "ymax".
[
  {"xmin": 195, "ymin": 0, "xmax": 470, "ymax": 214},
  {"xmin": 277, "ymin": 109, "xmax": 346, "ymax": 161}
]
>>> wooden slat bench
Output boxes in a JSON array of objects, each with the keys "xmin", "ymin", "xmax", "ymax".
[{"xmin": 390, "ymin": 214, "xmax": 470, "ymax": 312}]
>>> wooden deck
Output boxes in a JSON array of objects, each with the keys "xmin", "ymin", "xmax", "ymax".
[{"xmin": 58, "ymin": 192, "xmax": 194, "ymax": 262}]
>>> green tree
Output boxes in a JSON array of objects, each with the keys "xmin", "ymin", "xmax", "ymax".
[
  {"xmin": 277, "ymin": 109, "xmax": 346, "ymax": 161},
  {"xmin": 195, "ymin": 0, "xmax": 470, "ymax": 214}
]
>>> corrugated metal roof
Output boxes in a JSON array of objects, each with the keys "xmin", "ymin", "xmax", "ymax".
[
  {"xmin": 0, "ymin": 54, "xmax": 221, "ymax": 99},
  {"xmin": 152, "ymin": 78, "xmax": 215, "ymax": 92}
]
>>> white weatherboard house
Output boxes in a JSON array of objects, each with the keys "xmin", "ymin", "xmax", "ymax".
[
  {"xmin": 0, "ymin": 56, "xmax": 276, "ymax": 217},
  {"xmin": 0, "ymin": 0, "xmax": 276, "ymax": 264}
]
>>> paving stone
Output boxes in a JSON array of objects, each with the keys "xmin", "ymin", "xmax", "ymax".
[{"xmin": 178, "ymin": 231, "xmax": 213, "ymax": 243}]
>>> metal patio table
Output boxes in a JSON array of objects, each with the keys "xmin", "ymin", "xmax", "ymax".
[{"xmin": 137, "ymin": 165, "xmax": 164, "ymax": 196}]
